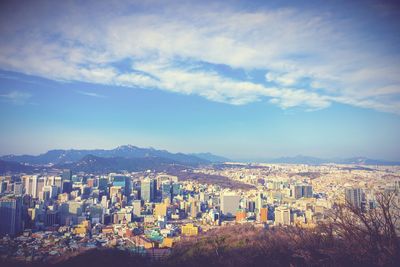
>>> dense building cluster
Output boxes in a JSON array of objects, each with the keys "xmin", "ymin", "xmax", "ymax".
[{"xmin": 1, "ymin": 164, "xmax": 399, "ymax": 262}]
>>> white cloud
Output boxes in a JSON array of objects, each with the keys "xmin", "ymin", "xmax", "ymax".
[
  {"xmin": 0, "ymin": 1, "xmax": 399, "ymax": 113},
  {"xmin": 76, "ymin": 91, "xmax": 106, "ymax": 98},
  {"xmin": 0, "ymin": 91, "xmax": 32, "ymax": 105}
]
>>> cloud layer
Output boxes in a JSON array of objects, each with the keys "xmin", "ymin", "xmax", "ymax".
[{"xmin": 0, "ymin": 0, "xmax": 399, "ymax": 113}]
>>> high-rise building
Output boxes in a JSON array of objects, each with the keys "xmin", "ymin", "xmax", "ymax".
[
  {"xmin": 13, "ymin": 182, "xmax": 23, "ymax": 195},
  {"xmin": 172, "ymin": 183, "xmax": 181, "ymax": 196},
  {"xmin": 133, "ymin": 199, "xmax": 141, "ymax": 217},
  {"xmin": 274, "ymin": 206, "xmax": 291, "ymax": 226},
  {"xmin": 220, "ymin": 192, "xmax": 240, "ymax": 217},
  {"xmin": 161, "ymin": 181, "xmax": 172, "ymax": 202},
  {"xmin": 345, "ymin": 187, "xmax": 362, "ymax": 209},
  {"xmin": 62, "ymin": 169, "xmax": 72, "ymax": 181},
  {"xmin": 97, "ymin": 177, "xmax": 108, "ymax": 191},
  {"xmin": 154, "ymin": 203, "xmax": 167, "ymax": 218},
  {"xmin": 247, "ymin": 201, "xmax": 256, "ymax": 212},
  {"xmin": 27, "ymin": 176, "xmax": 38, "ymax": 198},
  {"xmin": 0, "ymin": 195, "xmax": 23, "ymax": 236},
  {"xmin": 141, "ymin": 178, "xmax": 156, "ymax": 202},
  {"xmin": 259, "ymin": 207, "xmax": 268, "ymax": 223},
  {"xmin": 0, "ymin": 181, "xmax": 8, "ymax": 194},
  {"xmin": 112, "ymin": 175, "xmax": 131, "ymax": 196},
  {"xmin": 293, "ymin": 184, "xmax": 313, "ymax": 199}
]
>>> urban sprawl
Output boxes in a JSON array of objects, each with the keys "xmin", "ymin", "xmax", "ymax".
[{"xmin": 1, "ymin": 163, "xmax": 400, "ymax": 262}]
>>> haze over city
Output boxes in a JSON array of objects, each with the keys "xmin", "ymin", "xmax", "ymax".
[{"xmin": 0, "ymin": 0, "xmax": 399, "ymax": 161}]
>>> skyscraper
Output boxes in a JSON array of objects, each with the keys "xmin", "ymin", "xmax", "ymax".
[
  {"xmin": 345, "ymin": 187, "xmax": 363, "ymax": 209},
  {"xmin": 274, "ymin": 206, "xmax": 291, "ymax": 226},
  {"xmin": 0, "ymin": 195, "xmax": 23, "ymax": 236},
  {"xmin": 62, "ymin": 169, "xmax": 72, "ymax": 181},
  {"xmin": 141, "ymin": 178, "xmax": 155, "ymax": 202},
  {"xmin": 161, "ymin": 181, "xmax": 172, "ymax": 202},
  {"xmin": 220, "ymin": 192, "xmax": 240, "ymax": 217},
  {"xmin": 293, "ymin": 184, "xmax": 313, "ymax": 199}
]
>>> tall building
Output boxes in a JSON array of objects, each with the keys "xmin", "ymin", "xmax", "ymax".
[
  {"xmin": 172, "ymin": 183, "xmax": 181, "ymax": 196},
  {"xmin": 293, "ymin": 184, "xmax": 313, "ymax": 199},
  {"xmin": 133, "ymin": 200, "xmax": 142, "ymax": 217},
  {"xmin": 97, "ymin": 177, "xmax": 108, "ymax": 191},
  {"xmin": 259, "ymin": 207, "xmax": 268, "ymax": 223},
  {"xmin": 274, "ymin": 206, "xmax": 291, "ymax": 226},
  {"xmin": 112, "ymin": 175, "xmax": 131, "ymax": 196},
  {"xmin": 345, "ymin": 187, "xmax": 362, "ymax": 209},
  {"xmin": 161, "ymin": 181, "xmax": 172, "ymax": 202},
  {"xmin": 220, "ymin": 192, "xmax": 240, "ymax": 217},
  {"xmin": 154, "ymin": 203, "xmax": 167, "ymax": 218},
  {"xmin": 0, "ymin": 195, "xmax": 23, "ymax": 236},
  {"xmin": 141, "ymin": 178, "xmax": 156, "ymax": 202},
  {"xmin": 27, "ymin": 176, "xmax": 38, "ymax": 198},
  {"xmin": 62, "ymin": 169, "xmax": 72, "ymax": 181}
]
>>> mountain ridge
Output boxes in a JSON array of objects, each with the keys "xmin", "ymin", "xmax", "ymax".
[{"xmin": 0, "ymin": 145, "xmax": 226, "ymax": 166}]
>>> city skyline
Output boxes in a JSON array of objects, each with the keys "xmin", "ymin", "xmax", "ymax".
[{"xmin": 1, "ymin": 0, "xmax": 400, "ymax": 161}]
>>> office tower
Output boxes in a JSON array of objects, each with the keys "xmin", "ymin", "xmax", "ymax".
[
  {"xmin": 62, "ymin": 180, "xmax": 72, "ymax": 194},
  {"xmin": 190, "ymin": 199, "xmax": 199, "ymax": 218},
  {"xmin": 293, "ymin": 184, "xmax": 313, "ymax": 199},
  {"xmin": 37, "ymin": 177, "xmax": 45, "ymax": 199},
  {"xmin": 54, "ymin": 177, "xmax": 62, "ymax": 190},
  {"xmin": 274, "ymin": 206, "xmax": 291, "ymax": 226},
  {"xmin": 345, "ymin": 187, "xmax": 363, "ymax": 209},
  {"xmin": 154, "ymin": 203, "xmax": 167, "ymax": 218},
  {"xmin": 133, "ymin": 199, "xmax": 141, "ymax": 217},
  {"xmin": 112, "ymin": 175, "xmax": 131, "ymax": 196},
  {"xmin": 256, "ymin": 192, "xmax": 263, "ymax": 211},
  {"xmin": 220, "ymin": 192, "xmax": 240, "ymax": 217},
  {"xmin": 247, "ymin": 201, "xmax": 256, "ymax": 212},
  {"xmin": 259, "ymin": 207, "xmax": 268, "ymax": 223},
  {"xmin": 97, "ymin": 177, "xmax": 108, "ymax": 191},
  {"xmin": 0, "ymin": 181, "xmax": 7, "ymax": 194},
  {"xmin": 161, "ymin": 181, "xmax": 172, "ymax": 202},
  {"xmin": 44, "ymin": 210, "xmax": 58, "ymax": 226},
  {"xmin": 13, "ymin": 182, "xmax": 23, "ymax": 195},
  {"xmin": 0, "ymin": 195, "xmax": 23, "ymax": 236},
  {"xmin": 62, "ymin": 169, "xmax": 72, "ymax": 181},
  {"xmin": 27, "ymin": 176, "xmax": 38, "ymax": 198},
  {"xmin": 172, "ymin": 183, "xmax": 181, "ymax": 196},
  {"xmin": 141, "ymin": 178, "xmax": 155, "ymax": 202}
]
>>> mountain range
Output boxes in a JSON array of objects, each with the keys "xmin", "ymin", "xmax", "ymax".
[
  {"xmin": 0, "ymin": 145, "xmax": 227, "ymax": 166},
  {"xmin": 0, "ymin": 145, "xmax": 228, "ymax": 174},
  {"xmin": 1, "ymin": 146, "xmax": 399, "ymax": 174}
]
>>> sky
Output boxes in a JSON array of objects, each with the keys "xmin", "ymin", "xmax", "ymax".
[{"xmin": 0, "ymin": 0, "xmax": 399, "ymax": 161}]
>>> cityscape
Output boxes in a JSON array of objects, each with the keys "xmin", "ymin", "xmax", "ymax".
[
  {"xmin": 1, "ymin": 0, "xmax": 400, "ymax": 266},
  {"xmin": 0, "ymin": 146, "xmax": 399, "ymax": 266}
]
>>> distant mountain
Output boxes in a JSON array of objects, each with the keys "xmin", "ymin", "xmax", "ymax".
[
  {"xmin": 56, "ymin": 154, "xmax": 186, "ymax": 173},
  {"xmin": 0, "ymin": 145, "xmax": 223, "ymax": 166},
  {"xmin": 189, "ymin": 152, "xmax": 230, "ymax": 163},
  {"xmin": 0, "ymin": 159, "xmax": 34, "ymax": 174},
  {"xmin": 264, "ymin": 155, "xmax": 400, "ymax": 166}
]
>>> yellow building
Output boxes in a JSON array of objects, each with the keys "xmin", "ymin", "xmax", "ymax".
[
  {"xmin": 161, "ymin": 237, "xmax": 174, "ymax": 248},
  {"xmin": 154, "ymin": 203, "xmax": 167, "ymax": 218},
  {"xmin": 73, "ymin": 220, "xmax": 90, "ymax": 235},
  {"xmin": 260, "ymin": 207, "xmax": 268, "ymax": 223},
  {"xmin": 181, "ymin": 223, "xmax": 199, "ymax": 236}
]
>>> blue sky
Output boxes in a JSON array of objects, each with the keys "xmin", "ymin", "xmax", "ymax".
[{"xmin": 0, "ymin": 0, "xmax": 399, "ymax": 161}]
